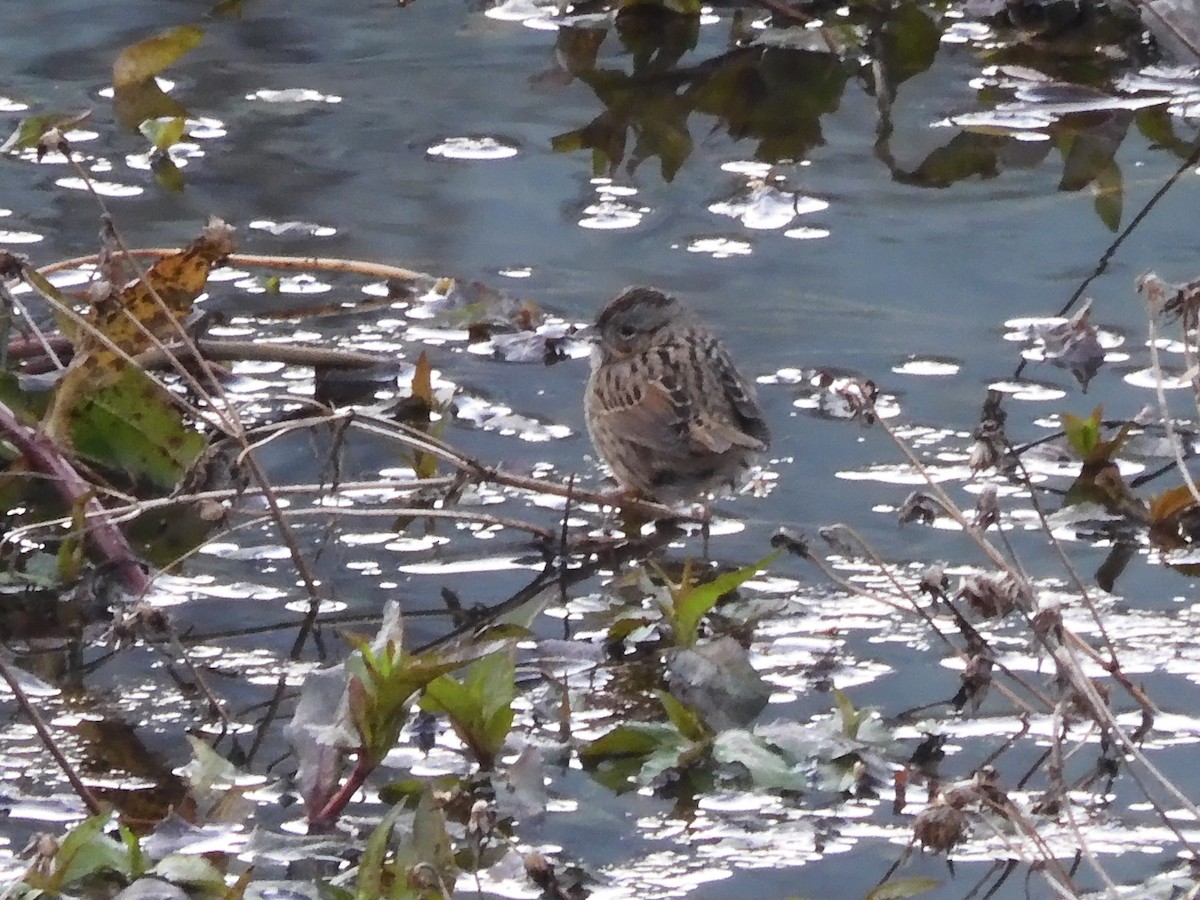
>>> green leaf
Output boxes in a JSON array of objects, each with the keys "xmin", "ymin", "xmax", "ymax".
[
  {"xmin": 1061, "ymin": 406, "xmax": 1133, "ymax": 469},
  {"xmin": 51, "ymin": 810, "xmax": 131, "ymax": 888},
  {"xmin": 70, "ymin": 365, "xmax": 205, "ymax": 491},
  {"xmin": 639, "ymin": 731, "xmax": 704, "ymax": 784},
  {"xmin": 405, "ymin": 789, "xmax": 456, "ymax": 897},
  {"xmin": 712, "ymin": 730, "xmax": 807, "ymax": 792},
  {"xmin": 118, "ymin": 824, "xmax": 147, "ymax": 880},
  {"xmin": 408, "ymin": 352, "xmax": 437, "ymax": 479},
  {"xmin": 210, "ymin": 0, "xmax": 247, "ymax": 16},
  {"xmin": 879, "ymin": 3, "xmax": 939, "ymax": 86},
  {"xmin": 1092, "ymin": 160, "xmax": 1123, "ymax": 233},
  {"xmin": 0, "ymin": 552, "xmax": 60, "ymax": 589},
  {"xmin": 1136, "ymin": 106, "xmax": 1189, "ymax": 154},
  {"xmin": 151, "ymin": 854, "xmax": 226, "ymax": 889},
  {"xmin": 666, "ymin": 551, "xmax": 780, "ymax": 647},
  {"xmin": 351, "ymin": 641, "xmax": 496, "ymax": 766},
  {"xmin": 113, "ymin": 78, "xmax": 189, "ymax": 130},
  {"xmin": 833, "ymin": 687, "xmax": 868, "ymax": 740},
  {"xmin": 656, "ymin": 690, "xmax": 709, "ymax": 743},
  {"xmin": 152, "ymin": 153, "xmax": 187, "ymax": 193},
  {"xmin": 0, "ymin": 372, "xmax": 49, "ymax": 422},
  {"xmin": 420, "ymin": 648, "xmax": 515, "ymax": 769},
  {"xmin": 0, "ymin": 110, "xmax": 92, "ymax": 153},
  {"xmin": 138, "ymin": 117, "xmax": 186, "ymax": 150},
  {"xmin": 357, "ymin": 803, "xmax": 403, "ymax": 900},
  {"xmin": 579, "ymin": 722, "xmax": 679, "ymax": 766},
  {"xmin": 56, "ymin": 493, "xmax": 89, "ymax": 583},
  {"xmin": 606, "ymin": 615, "xmax": 654, "ymax": 644},
  {"xmin": 1062, "ymin": 406, "xmax": 1102, "ymax": 459},
  {"xmin": 113, "ymin": 26, "xmax": 205, "ymax": 88},
  {"xmin": 379, "ymin": 774, "xmax": 464, "ymax": 808}
]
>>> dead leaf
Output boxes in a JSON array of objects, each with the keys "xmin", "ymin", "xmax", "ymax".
[
  {"xmin": 113, "ymin": 26, "xmax": 205, "ymax": 88},
  {"xmin": 43, "ymin": 218, "xmax": 235, "ymax": 441},
  {"xmin": 1039, "ymin": 302, "xmax": 1105, "ymax": 390}
]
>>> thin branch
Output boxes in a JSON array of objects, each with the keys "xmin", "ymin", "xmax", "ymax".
[
  {"xmin": 0, "ymin": 398, "xmax": 150, "ymax": 594},
  {"xmin": 0, "ymin": 655, "xmax": 102, "ymax": 815}
]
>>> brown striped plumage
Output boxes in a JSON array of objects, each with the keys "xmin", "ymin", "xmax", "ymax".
[{"xmin": 585, "ymin": 287, "xmax": 770, "ymax": 503}]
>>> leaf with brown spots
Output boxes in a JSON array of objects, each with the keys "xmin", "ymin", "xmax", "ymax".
[
  {"xmin": 70, "ymin": 366, "xmax": 206, "ymax": 492},
  {"xmin": 82, "ymin": 217, "xmax": 234, "ymax": 357},
  {"xmin": 43, "ymin": 218, "xmax": 235, "ymax": 442}
]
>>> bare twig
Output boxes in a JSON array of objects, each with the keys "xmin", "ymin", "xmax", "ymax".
[{"xmin": 0, "ymin": 655, "xmax": 102, "ymax": 815}]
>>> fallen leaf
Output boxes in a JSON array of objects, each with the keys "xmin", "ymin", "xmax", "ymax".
[
  {"xmin": 113, "ymin": 26, "xmax": 205, "ymax": 88},
  {"xmin": 43, "ymin": 218, "xmax": 235, "ymax": 441}
]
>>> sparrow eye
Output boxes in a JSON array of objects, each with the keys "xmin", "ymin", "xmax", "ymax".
[{"xmin": 618, "ymin": 323, "xmax": 637, "ymax": 339}]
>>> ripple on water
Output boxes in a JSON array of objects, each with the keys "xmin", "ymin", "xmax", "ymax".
[
  {"xmin": 0, "ymin": 230, "xmax": 43, "ymax": 244},
  {"xmin": 1123, "ymin": 367, "xmax": 1195, "ymax": 390},
  {"xmin": 892, "ymin": 356, "xmax": 962, "ymax": 376},
  {"xmin": 578, "ymin": 197, "xmax": 647, "ymax": 229},
  {"xmin": 484, "ymin": 0, "xmax": 562, "ymax": 27},
  {"xmin": 426, "ymin": 135, "xmax": 520, "ymax": 160},
  {"xmin": 685, "ymin": 236, "xmax": 753, "ymax": 258},
  {"xmin": 709, "ymin": 181, "xmax": 829, "ymax": 230},
  {"xmin": 783, "ymin": 225, "xmax": 830, "ymax": 240},
  {"xmin": 246, "ymin": 88, "xmax": 342, "ymax": 104},
  {"xmin": 988, "ymin": 379, "xmax": 1068, "ymax": 401},
  {"xmin": 54, "ymin": 177, "xmax": 142, "ymax": 197},
  {"xmin": 249, "ymin": 220, "xmax": 337, "ymax": 237}
]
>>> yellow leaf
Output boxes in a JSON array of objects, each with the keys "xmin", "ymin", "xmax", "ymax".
[
  {"xmin": 409, "ymin": 352, "xmax": 437, "ymax": 478},
  {"xmin": 113, "ymin": 26, "xmax": 204, "ymax": 88},
  {"xmin": 43, "ymin": 218, "xmax": 235, "ymax": 441},
  {"xmin": 80, "ymin": 217, "xmax": 235, "ymax": 359},
  {"xmin": 411, "ymin": 351, "xmax": 433, "ymax": 408},
  {"xmin": 1150, "ymin": 484, "xmax": 1200, "ymax": 527}
]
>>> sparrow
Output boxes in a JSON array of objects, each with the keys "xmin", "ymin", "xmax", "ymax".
[{"xmin": 585, "ymin": 286, "xmax": 770, "ymax": 503}]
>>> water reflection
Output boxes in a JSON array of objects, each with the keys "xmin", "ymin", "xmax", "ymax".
[
  {"xmin": 551, "ymin": 16, "xmax": 849, "ymax": 177},
  {"xmin": 541, "ymin": 1, "xmax": 1200, "ymax": 238}
]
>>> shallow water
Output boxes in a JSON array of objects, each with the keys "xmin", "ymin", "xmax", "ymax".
[{"xmin": 5, "ymin": 0, "xmax": 1200, "ymax": 896}]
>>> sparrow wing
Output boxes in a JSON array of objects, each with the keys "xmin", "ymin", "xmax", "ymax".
[
  {"xmin": 688, "ymin": 411, "xmax": 767, "ymax": 454},
  {"xmin": 588, "ymin": 369, "xmax": 690, "ymax": 454},
  {"xmin": 715, "ymin": 355, "xmax": 771, "ymax": 449}
]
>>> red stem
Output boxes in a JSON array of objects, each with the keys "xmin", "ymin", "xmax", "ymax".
[
  {"xmin": 0, "ymin": 399, "xmax": 151, "ymax": 595},
  {"xmin": 311, "ymin": 754, "xmax": 373, "ymax": 827}
]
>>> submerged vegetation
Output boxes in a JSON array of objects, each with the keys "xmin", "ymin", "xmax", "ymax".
[{"xmin": 5, "ymin": 0, "xmax": 1200, "ymax": 897}]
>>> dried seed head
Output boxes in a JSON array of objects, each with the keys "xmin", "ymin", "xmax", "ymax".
[
  {"xmin": 36, "ymin": 127, "xmax": 69, "ymax": 161},
  {"xmin": 468, "ymin": 799, "xmax": 493, "ymax": 837},
  {"xmin": 817, "ymin": 526, "xmax": 857, "ymax": 559},
  {"xmin": 972, "ymin": 485, "xmax": 1000, "ymax": 531},
  {"xmin": 913, "ymin": 801, "xmax": 968, "ymax": 853},
  {"xmin": 1031, "ymin": 605, "xmax": 1063, "ymax": 645},
  {"xmin": 979, "ymin": 389, "xmax": 1007, "ymax": 432},
  {"xmin": 524, "ymin": 851, "xmax": 555, "ymax": 889},
  {"xmin": 770, "ymin": 527, "xmax": 808, "ymax": 557},
  {"xmin": 957, "ymin": 652, "xmax": 994, "ymax": 712},
  {"xmin": 899, "ymin": 491, "xmax": 939, "ymax": 526},
  {"xmin": 918, "ymin": 565, "xmax": 949, "ymax": 600},
  {"xmin": 0, "ymin": 250, "xmax": 26, "ymax": 280},
  {"xmin": 1062, "ymin": 677, "xmax": 1111, "ymax": 723},
  {"xmin": 972, "ymin": 766, "xmax": 1008, "ymax": 809},
  {"xmin": 968, "ymin": 437, "xmax": 1002, "ymax": 473},
  {"xmin": 957, "ymin": 573, "xmax": 1029, "ymax": 619}
]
